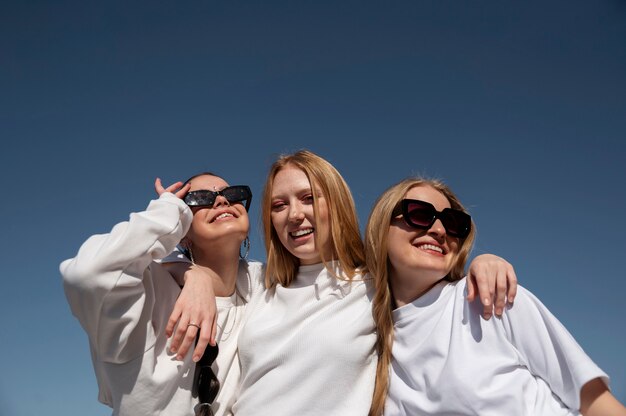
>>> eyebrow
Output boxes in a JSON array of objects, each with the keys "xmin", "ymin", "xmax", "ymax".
[{"xmin": 271, "ymin": 185, "xmax": 314, "ymax": 198}]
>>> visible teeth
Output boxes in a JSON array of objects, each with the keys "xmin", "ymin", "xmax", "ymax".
[
  {"xmin": 418, "ymin": 244, "xmax": 443, "ymax": 253},
  {"xmin": 216, "ymin": 213, "xmax": 234, "ymax": 220},
  {"xmin": 291, "ymin": 229, "xmax": 313, "ymax": 237}
]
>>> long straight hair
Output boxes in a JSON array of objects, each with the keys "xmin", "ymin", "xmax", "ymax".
[
  {"xmin": 261, "ymin": 150, "xmax": 366, "ymax": 288},
  {"xmin": 365, "ymin": 177, "xmax": 476, "ymax": 416}
]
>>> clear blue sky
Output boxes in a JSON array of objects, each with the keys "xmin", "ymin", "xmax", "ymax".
[{"xmin": 1, "ymin": 1, "xmax": 625, "ymax": 414}]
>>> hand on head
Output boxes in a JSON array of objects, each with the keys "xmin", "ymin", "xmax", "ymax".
[{"xmin": 155, "ymin": 178, "xmax": 191, "ymax": 199}]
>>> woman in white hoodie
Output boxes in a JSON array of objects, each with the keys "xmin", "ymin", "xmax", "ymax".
[{"xmin": 61, "ymin": 173, "xmax": 264, "ymax": 416}]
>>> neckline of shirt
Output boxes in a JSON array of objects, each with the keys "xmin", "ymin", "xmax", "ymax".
[{"xmin": 392, "ymin": 280, "xmax": 458, "ymax": 322}]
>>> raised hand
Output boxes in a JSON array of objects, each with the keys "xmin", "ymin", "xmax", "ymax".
[{"xmin": 155, "ymin": 177, "xmax": 191, "ymax": 199}]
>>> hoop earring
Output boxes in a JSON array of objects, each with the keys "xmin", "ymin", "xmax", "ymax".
[{"xmin": 239, "ymin": 236, "xmax": 250, "ymax": 260}]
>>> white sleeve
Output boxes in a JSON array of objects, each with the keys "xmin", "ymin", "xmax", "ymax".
[
  {"xmin": 60, "ymin": 193, "xmax": 193, "ymax": 363},
  {"xmin": 501, "ymin": 286, "xmax": 609, "ymax": 410}
]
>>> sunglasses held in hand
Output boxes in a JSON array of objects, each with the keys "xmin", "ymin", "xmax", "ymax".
[
  {"xmin": 184, "ymin": 185, "xmax": 252, "ymax": 211},
  {"xmin": 396, "ymin": 199, "xmax": 471, "ymax": 239}
]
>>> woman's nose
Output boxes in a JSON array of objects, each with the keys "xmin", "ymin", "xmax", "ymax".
[
  {"xmin": 288, "ymin": 204, "xmax": 305, "ymax": 222},
  {"xmin": 428, "ymin": 218, "xmax": 447, "ymax": 239},
  {"xmin": 213, "ymin": 194, "xmax": 231, "ymax": 208}
]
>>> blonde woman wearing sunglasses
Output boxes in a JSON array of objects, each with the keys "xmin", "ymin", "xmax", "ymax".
[
  {"xmin": 365, "ymin": 177, "xmax": 626, "ymax": 415},
  {"xmin": 61, "ymin": 173, "xmax": 264, "ymax": 416},
  {"xmin": 168, "ymin": 151, "xmax": 519, "ymax": 415}
]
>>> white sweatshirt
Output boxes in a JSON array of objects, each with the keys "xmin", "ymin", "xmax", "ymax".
[
  {"xmin": 61, "ymin": 193, "xmax": 264, "ymax": 416},
  {"xmin": 386, "ymin": 277, "xmax": 609, "ymax": 416},
  {"xmin": 233, "ymin": 262, "xmax": 378, "ymax": 416}
]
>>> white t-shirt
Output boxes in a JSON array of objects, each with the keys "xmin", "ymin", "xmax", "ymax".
[
  {"xmin": 61, "ymin": 193, "xmax": 265, "ymax": 416},
  {"xmin": 386, "ymin": 277, "xmax": 608, "ymax": 416},
  {"xmin": 233, "ymin": 262, "xmax": 378, "ymax": 416}
]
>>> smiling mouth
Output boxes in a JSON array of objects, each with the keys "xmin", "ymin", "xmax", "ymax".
[
  {"xmin": 290, "ymin": 228, "xmax": 314, "ymax": 239},
  {"xmin": 212, "ymin": 212, "xmax": 234, "ymax": 222},
  {"xmin": 416, "ymin": 243, "xmax": 444, "ymax": 254}
]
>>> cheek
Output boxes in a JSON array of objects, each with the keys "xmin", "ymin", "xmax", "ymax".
[
  {"xmin": 447, "ymin": 238, "xmax": 460, "ymax": 255},
  {"xmin": 188, "ymin": 211, "xmax": 206, "ymax": 234},
  {"xmin": 444, "ymin": 239, "xmax": 461, "ymax": 268},
  {"xmin": 270, "ymin": 212, "xmax": 281, "ymax": 229},
  {"xmin": 236, "ymin": 207, "xmax": 250, "ymax": 229},
  {"xmin": 271, "ymin": 212, "xmax": 289, "ymax": 240},
  {"xmin": 386, "ymin": 229, "xmax": 408, "ymax": 268}
]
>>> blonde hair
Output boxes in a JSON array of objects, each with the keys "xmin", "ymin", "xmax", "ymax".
[
  {"xmin": 365, "ymin": 177, "xmax": 476, "ymax": 416},
  {"xmin": 261, "ymin": 150, "xmax": 365, "ymax": 288}
]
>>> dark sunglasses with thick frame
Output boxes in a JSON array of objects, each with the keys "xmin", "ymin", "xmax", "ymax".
[
  {"xmin": 184, "ymin": 185, "xmax": 252, "ymax": 211},
  {"xmin": 394, "ymin": 198, "xmax": 472, "ymax": 239}
]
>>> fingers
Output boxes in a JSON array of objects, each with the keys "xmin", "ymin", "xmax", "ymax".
[
  {"xmin": 506, "ymin": 266, "xmax": 518, "ymax": 305},
  {"xmin": 170, "ymin": 313, "xmax": 191, "ymax": 355},
  {"xmin": 176, "ymin": 321, "xmax": 200, "ymax": 360},
  {"xmin": 174, "ymin": 182, "xmax": 191, "ymax": 199},
  {"xmin": 155, "ymin": 177, "xmax": 166, "ymax": 195},
  {"xmin": 155, "ymin": 178, "xmax": 189, "ymax": 199},
  {"xmin": 468, "ymin": 254, "xmax": 519, "ymax": 320},
  {"xmin": 473, "ymin": 273, "xmax": 494, "ymax": 320},
  {"xmin": 164, "ymin": 181, "xmax": 184, "ymax": 194},
  {"xmin": 166, "ymin": 302, "xmax": 182, "ymax": 338},
  {"xmin": 493, "ymin": 268, "xmax": 507, "ymax": 317},
  {"xmin": 192, "ymin": 321, "xmax": 213, "ymax": 362},
  {"xmin": 493, "ymin": 263, "xmax": 518, "ymax": 315},
  {"xmin": 211, "ymin": 314, "xmax": 218, "ymax": 347},
  {"xmin": 166, "ymin": 267, "xmax": 219, "ymax": 360},
  {"xmin": 169, "ymin": 315, "xmax": 210, "ymax": 361}
]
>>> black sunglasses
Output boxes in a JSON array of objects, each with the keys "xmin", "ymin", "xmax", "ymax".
[
  {"xmin": 193, "ymin": 343, "xmax": 220, "ymax": 416},
  {"xmin": 184, "ymin": 185, "xmax": 252, "ymax": 211},
  {"xmin": 395, "ymin": 199, "xmax": 471, "ymax": 239}
]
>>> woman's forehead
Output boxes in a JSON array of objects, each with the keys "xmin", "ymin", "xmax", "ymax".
[
  {"xmin": 405, "ymin": 185, "xmax": 450, "ymax": 209},
  {"xmin": 272, "ymin": 167, "xmax": 311, "ymax": 193},
  {"xmin": 189, "ymin": 175, "xmax": 228, "ymax": 191}
]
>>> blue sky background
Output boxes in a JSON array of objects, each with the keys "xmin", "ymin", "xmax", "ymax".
[{"xmin": 1, "ymin": 1, "xmax": 625, "ymax": 414}]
